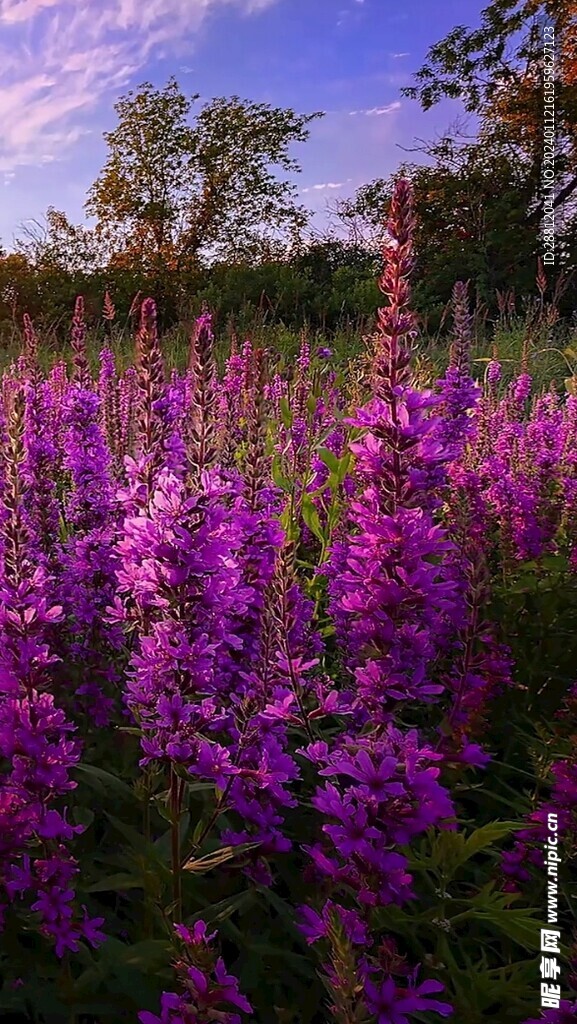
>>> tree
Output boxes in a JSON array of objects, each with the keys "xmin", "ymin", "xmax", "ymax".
[
  {"xmin": 0, "ymin": 252, "xmax": 36, "ymax": 325},
  {"xmin": 294, "ymin": 238, "xmax": 379, "ymax": 284},
  {"xmin": 15, "ymin": 208, "xmax": 103, "ymax": 275},
  {"xmin": 330, "ymin": 0, "xmax": 577, "ymax": 318},
  {"xmin": 86, "ymin": 78, "xmax": 323, "ymax": 275},
  {"xmin": 403, "ymin": 0, "xmax": 577, "ymax": 225},
  {"xmin": 330, "ymin": 139, "xmax": 548, "ymax": 315}
]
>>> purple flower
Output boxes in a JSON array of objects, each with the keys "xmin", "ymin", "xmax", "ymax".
[
  {"xmin": 139, "ymin": 920, "xmax": 252, "ymax": 1024},
  {"xmin": 363, "ymin": 975, "xmax": 453, "ymax": 1024},
  {"xmin": 297, "ymin": 900, "xmax": 369, "ymax": 946}
]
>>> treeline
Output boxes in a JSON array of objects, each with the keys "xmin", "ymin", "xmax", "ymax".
[
  {"xmin": 1, "ymin": 233, "xmax": 575, "ymax": 344},
  {"xmin": 0, "ymin": 241, "xmax": 384, "ymax": 339}
]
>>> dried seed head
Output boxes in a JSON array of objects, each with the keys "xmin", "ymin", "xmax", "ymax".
[
  {"xmin": 187, "ymin": 313, "xmax": 218, "ymax": 475},
  {"xmin": 22, "ymin": 313, "xmax": 40, "ymax": 380},
  {"xmin": 244, "ymin": 347, "xmax": 270, "ymax": 510},
  {"xmin": 536, "ymin": 257, "xmax": 547, "ymax": 298},
  {"xmin": 1, "ymin": 386, "xmax": 28, "ymax": 580},
  {"xmin": 135, "ymin": 297, "xmax": 166, "ymax": 460},
  {"xmin": 71, "ymin": 295, "xmax": 91, "ymax": 388},
  {"xmin": 103, "ymin": 290, "xmax": 116, "ymax": 322},
  {"xmin": 372, "ymin": 178, "xmax": 417, "ymax": 396},
  {"xmin": 449, "ymin": 281, "xmax": 473, "ymax": 374},
  {"xmin": 128, "ymin": 291, "xmax": 143, "ymax": 319}
]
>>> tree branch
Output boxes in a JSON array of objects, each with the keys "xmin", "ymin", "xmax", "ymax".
[{"xmin": 527, "ymin": 173, "xmax": 577, "ymax": 225}]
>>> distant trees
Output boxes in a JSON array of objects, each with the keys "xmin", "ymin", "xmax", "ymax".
[
  {"xmin": 0, "ymin": 242, "xmax": 382, "ymax": 338},
  {"xmin": 404, "ymin": 0, "xmax": 577, "ymax": 224},
  {"xmin": 15, "ymin": 208, "xmax": 102, "ymax": 276}
]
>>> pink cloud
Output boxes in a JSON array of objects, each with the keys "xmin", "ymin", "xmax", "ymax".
[{"xmin": 0, "ymin": 0, "xmax": 279, "ymax": 172}]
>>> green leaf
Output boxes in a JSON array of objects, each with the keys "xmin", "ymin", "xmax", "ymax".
[
  {"xmin": 104, "ymin": 812, "xmax": 148, "ymax": 849},
  {"xmin": 188, "ymin": 890, "xmax": 255, "ymax": 926},
  {"xmin": 103, "ymin": 812, "xmax": 169, "ymax": 873},
  {"xmin": 470, "ymin": 909, "xmax": 541, "ymax": 951},
  {"xmin": 72, "ymin": 805, "xmax": 95, "ymax": 828},
  {"xmin": 336, "ymin": 452, "xmax": 352, "ymax": 484},
  {"xmin": 410, "ymin": 821, "xmax": 520, "ymax": 878},
  {"xmin": 107, "ymin": 939, "xmax": 171, "ymax": 969},
  {"xmin": 84, "ymin": 873, "xmax": 144, "ymax": 893},
  {"xmin": 317, "ymin": 447, "xmax": 339, "ymax": 473},
  {"xmin": 301, "ymin": 493, "xmax": 324, "ymax": 543},
  {"xmin": 461, "ymin": 821, "xmax": 520, "ymax": 861},
  {"xmin": 279, "ymin": 397, "xmax": 293, "ymax": 429},
  {"xmin": 272, "ymin": 454, "xmax": 292, "ymax": 493},
  {"xmin": 249, "ymin": 943, "xmax": 316, "ymax": 977},
  {"xmin": 74, "ymin": 762, "xmax": 136, "ymax": 800},
  {"xmin": 154, "ymin": 813, "xmax": 190, "ymax": 858}
]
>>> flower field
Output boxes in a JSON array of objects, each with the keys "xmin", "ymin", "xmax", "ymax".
[{"xmin": 1, "ymin": 179, "xmax": 576, "ymax": 1024}]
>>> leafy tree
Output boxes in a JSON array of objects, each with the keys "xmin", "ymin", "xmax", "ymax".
[
  {"xmin": 403, "ymin": 0, "xmax": 577, "ymax": 225},
  {"xmin": 86, "ymin": 78, "xmax": 323, "ymax": 275},
  {"xmin": 0, "ymin": 252, "xmax": 36, "ymax": 326},
  {"xmin": 294, "ymin": 238, "xmax": 379, "ymax": 282},
  {"xmin": 331, "ymin": 140, "xmax": 548, "ymax": 315},
  {"xmin": 15, "ymin": 208, "xmax": 102, "ymax": 275},
  {"xmin": 331, "ymin": 0, "xmax": 577, "ymax": 317}
]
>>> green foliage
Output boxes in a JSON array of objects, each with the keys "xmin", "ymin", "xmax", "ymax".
[
  {"xmin": 85, "ymin": 77, "xmax": 323, "ymax": 273},
  {"xmin": 332, "ymin": 144, "xmax": 576, "ymax": 320}
]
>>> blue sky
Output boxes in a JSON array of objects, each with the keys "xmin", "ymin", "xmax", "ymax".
[{"xmin": 0, "ymin": 0, "xmax": 481, "ymax": 248}]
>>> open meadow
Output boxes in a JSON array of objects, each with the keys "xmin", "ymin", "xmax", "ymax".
[{"xmin": 0, "ymin": 179, "xmax": 576, "ymax": 1024}]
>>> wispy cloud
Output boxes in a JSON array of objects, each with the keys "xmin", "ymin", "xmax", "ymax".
[
  {"xmin": 0, "ymin": 0, "xmax": 277, "ymax": 173},
  {"xmin": 389, "ymin": 52, "xmax": 410, "ymax": 58},
  {"xmin": 348, "ymin": 102, "xmax": 401, "ymax": 116},
  {"xmin": 301, "ymin": 180, "xmax": 348, "ymax": 193},
  {"xmin": 0, "ymin": 0, "xmax": 60, "ymax": 24},
  {"xmin": 336, "ymin": 0, "xmax": 366, "ymax": 28}
]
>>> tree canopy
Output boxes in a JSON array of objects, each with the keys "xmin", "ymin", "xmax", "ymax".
[
  {"xmin": 2, "ymin": 10, "xmax": 576, "ymax": 335},
  {"xmin": 327, "ymin": 0, "xmax": 577, "ymax": 316},
  {"xmin": 85, "ymin": 77, "xmax": 323, "ymax": 274},
  {"xmin": 403, "ymin": 0, "xmax": 577, "ymax": 222}
]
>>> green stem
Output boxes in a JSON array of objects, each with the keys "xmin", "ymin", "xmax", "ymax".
[
  {"xmin": 143, "ymin": 773, "xmax": 151, "ymax": 844},
  {"xmin": 142, "ymin": 771, "xmax": 154, "ymax": 937},
  {"xmin": 180, "ymin": 777, "xmax": 234, "ymax": 868},
  {"xmin": 170, "ymin": 767, "xmax": 182, "ymax": 921}
]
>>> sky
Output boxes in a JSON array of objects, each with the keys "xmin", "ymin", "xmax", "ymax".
[{"xmin": 0, "ymin": 0, "xmax": 481, "ymax": 248}]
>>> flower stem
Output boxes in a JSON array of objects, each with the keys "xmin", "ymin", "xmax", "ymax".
[{"xmin": 170, "ymin": 766, "xmax": 182, "ymax": 921}]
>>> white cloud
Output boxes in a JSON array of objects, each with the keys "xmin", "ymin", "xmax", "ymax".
[
  {"xmin": 348, "ymin": 102, "xmax": 401, "ymax": 116},
  {"xmin": 389, "ymin": 52, "xmax": 409, "ymax": 58},
  {"xmin": 0, "ymin": 0, "xmax": 278, "ymax": 172},
  {"xmin": 302, "ymin": 180, "xmax": 347, "ymax": 193}
]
